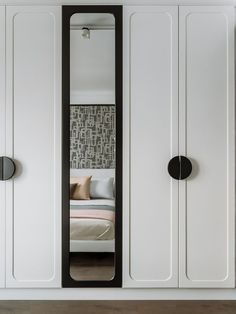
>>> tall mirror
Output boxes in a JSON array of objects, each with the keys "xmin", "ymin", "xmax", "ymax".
[{"xmin": 62, "ymin": 6, "xmax": 122, "ymax": 287}]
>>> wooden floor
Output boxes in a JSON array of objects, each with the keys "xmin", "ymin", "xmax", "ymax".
[
  {"xmin": 70, "ymin": 252, "xmax": 114, "ymax": 281},
  {"xmin": 0, "ymin": 301, "xmax": 236, "ymax": 314}
]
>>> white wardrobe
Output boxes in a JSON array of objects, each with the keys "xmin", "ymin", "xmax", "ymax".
[
  {"xmin": 0, "ymin": 2, "xmax": 235, "ymax": 294},
  {"xmin": 123, "ymin": 5, "xmax": 235, "ymax": 288},
  {"xmin": 0, "ymin": 6, "xmax": 61, "ymax": 288}
]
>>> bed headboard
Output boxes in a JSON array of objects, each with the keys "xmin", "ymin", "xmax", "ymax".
[{"xmin": 70, "ymin": 168, "xmax": 115, "ymax": 179}]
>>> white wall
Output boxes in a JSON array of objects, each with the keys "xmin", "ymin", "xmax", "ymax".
[{"xmin": 70, "ymin": 29, "xmax": 115, "ymax": 104}]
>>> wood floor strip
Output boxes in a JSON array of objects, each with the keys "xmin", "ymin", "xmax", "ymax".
[{"xmin": 0, "ymin": 301, "xmax": 236, "ymax": 314}]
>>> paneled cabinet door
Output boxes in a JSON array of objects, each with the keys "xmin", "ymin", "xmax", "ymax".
[
  {"xmin": 179, "ymin": 6, "xmax": 235, "ymax": 288},
  {"xmin": 123, "ymin": 6, "xmax": 179, "ymax": 288},
  {"xmin": 5, "ymin": 6, "xmax": 61, "ymax": 288},
  {"xmin": 0, "ymin": 5, "xmax": 5, "ymax": 288}
]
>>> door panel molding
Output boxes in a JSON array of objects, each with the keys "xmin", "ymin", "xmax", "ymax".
[
  {"xmin": 179, "ymin": 6, "xmax": 235, "ymax": 288},
  {"xmin": 123, "ymin": 6, "xmax": 179, "ymax": 288},
  {"xmin": 5, "ymin": 6, "xmax": 62, "ymax": 288}
]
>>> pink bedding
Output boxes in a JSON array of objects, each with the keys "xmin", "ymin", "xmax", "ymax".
[{"xmin": 70, "ymin": 209, "xmax": 115, "ymax": 223}]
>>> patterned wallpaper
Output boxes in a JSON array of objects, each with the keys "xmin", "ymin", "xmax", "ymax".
[{"xmin": 70, "ymin": 105, "xmax": 116, "ymax": 169}]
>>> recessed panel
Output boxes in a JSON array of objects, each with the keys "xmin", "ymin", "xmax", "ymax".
[
  {"xmin": 6, "ymin": 6, "xmax": 61, "ymax": 288},
  {"xmin": 129, "ymin": 8, "xmax": 178, "ymax": 286},
  {"xmin": 179, "ymin": 6, "xmax": 235, "ymax": 287}
]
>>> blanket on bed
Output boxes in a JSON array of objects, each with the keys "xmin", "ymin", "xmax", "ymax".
[{"xmin": 70, "ymin": 204, "xmax": 115, "ymax": 223}]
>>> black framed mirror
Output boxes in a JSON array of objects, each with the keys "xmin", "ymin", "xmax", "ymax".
[{"xmin": 62, "ymin": 5, "xmax": 122, "ymax": 287}]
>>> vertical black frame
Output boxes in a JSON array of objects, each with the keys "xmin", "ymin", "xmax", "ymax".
[{"xmin": 62, "ymin": 5, "xmax": 123, "ymax": 287}]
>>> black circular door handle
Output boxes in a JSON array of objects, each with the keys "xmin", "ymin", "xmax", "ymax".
[
  {"xmin": 168, "ymin": 156, "xmax": 192, "ymax": 180},
  {"xmin": 0, "ymin": 157, "xmax": 16, "ymax": 181}
]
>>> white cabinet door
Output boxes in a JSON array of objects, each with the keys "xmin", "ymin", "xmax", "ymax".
[
  {"xmin": 5, "ymin": 6, "xmax": 61, "ymax": 288},
  {"xmin": 123, "ymin": 6, "xmax": 179, "ymax": 287},
  {"xmin": 0, "ymin": 6, "xmax": 5, "ymax": 288},
  {"xmin": 179, "ymin": 6, "xmax": 235, "ymax": 288}
]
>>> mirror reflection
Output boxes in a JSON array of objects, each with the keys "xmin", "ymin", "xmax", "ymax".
[{"xmin": 69, "ymin": 13, "xmax": 116, "ymax": 281}]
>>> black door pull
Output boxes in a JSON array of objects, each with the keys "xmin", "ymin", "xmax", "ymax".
[
  {"xmin": 168, "ymin": 156, "xmax": 192, "ymax": 180},
  {"xmin": 0, "ymin": 157, "xmax": 16, "ymax": 181}
]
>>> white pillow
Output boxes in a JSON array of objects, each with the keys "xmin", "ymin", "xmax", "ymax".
[{"xmin": 90, "ymin": 177, "xmax": 114, "ymax": 199}]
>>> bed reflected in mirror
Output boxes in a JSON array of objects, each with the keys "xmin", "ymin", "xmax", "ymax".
[{"xmin": 69, "ymin": 13, "xmax": 116, "ymax": 281}]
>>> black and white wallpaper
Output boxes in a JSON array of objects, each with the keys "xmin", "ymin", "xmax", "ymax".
[{"xmin": 70, "ymin": 105, "xmax": 116, "ymax": 169}]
